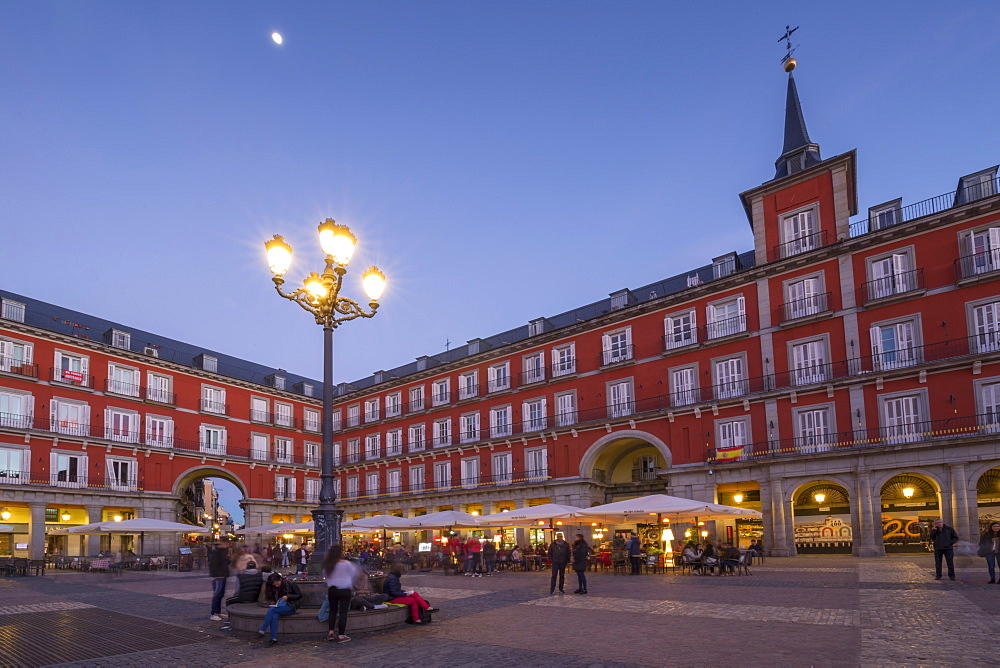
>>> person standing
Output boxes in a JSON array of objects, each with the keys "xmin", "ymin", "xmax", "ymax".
[
  {"xmin": 626, "ymin": 532, "xmax": 642, "ymax": 575},
  {"xmin": 548, "ymin": 532, "xmax": 571, "ymax": 594},
  {"xmin": 979, "ymin": 522, "xmax": 1000, "ymax": 583},
  {"xmin": 930, "ymin": 518, "xmax": 960, "ymax": 581},
  {"xmin": 208, "ymin": 540, "xmax": 231, "ymax": 621},
  {"xmin": 465, "ymin": 536, "xmax": 482, "ymax": 577},
  {"xmin": 323, "ymin": 544, "xmax": 360, "ymax": 643},
  {"xmin": 482, "ymin": 538, "xmax": 496, "ymax": 575},
  {"xmin": 571, "ymin": 534, "xmax": 592, "ymax": 594},
  {"xmin": 291, "ymin": 543, "xmax": 310, "ymax": 574}
]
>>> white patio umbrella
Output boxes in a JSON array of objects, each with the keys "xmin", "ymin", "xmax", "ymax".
[
  {"xmin": 264, "ymin": 520, "xmax": 314, "ymax": 535},
  {"xmin": 477, "ymin": 503, "xmax": 596, "ymax": 527},
  {"xmin": 47, "ymin": 520, "xmax": 118, "ymax": 535},
  {"xmin": 584, "ymin": 494, "xmax": 762, "ymax": 522},
  {"xmin": 0, "ymin": 523, "xmax": 14, "ymax": 532},
  {"xmin": 391, "ymin": 510, "xmax": 482, "ymax": 529},
  {"xmin": 342, "ymin": 515, "xmax": 411, "ymax": 530},
  {"xmin": 99, "ymin": 518, "xmax": 211, "ymax": 555},
  {"xmin": 235, "ymin": 522, "xmax": 296, "ymax": 535}
]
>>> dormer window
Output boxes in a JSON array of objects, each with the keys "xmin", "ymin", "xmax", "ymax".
[
  {"xmin": 1, "ymin": 299, "xmax": 26, "ymax": 323},
  {"xmin": 956, "ymin": 167, "xmax": 998, "ymax": 205},
  {"xmin": 107, "ymin": 329, "xmax": 131, "ymax": 350},
  {"xmin": 869, "ymin": 198, "xmax": 902, "ymax": 231},
  {"xmin": 609, "ymin": 289, "xmax": 634, "ymax": 311},
  {"xmin": 197, "ymin": 354, "xmax": 218, "ymax": 373},
  {"xmin": 266, "ymin": 373, "xmax": 286, "ymax": 391},
  {"xmin": 712, "ymin": 252, "xmax": 739, "ymax": 279},
  {"xmin": 779, "ymin": 206, "xmax": 820, "ymax": 258}
]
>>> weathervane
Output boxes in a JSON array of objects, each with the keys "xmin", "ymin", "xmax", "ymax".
[{"xmin": 778, "ymin": 25, "xmax": 799, "ymax": 72}]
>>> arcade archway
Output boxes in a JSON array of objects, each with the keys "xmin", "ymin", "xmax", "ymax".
[
  {"xmin": 878, "ymin": 474, "xmax": 939, "ymax": 553},
  {"xmin": 791, "ymin": 481, "xmax": 853, "ymax": 554}
]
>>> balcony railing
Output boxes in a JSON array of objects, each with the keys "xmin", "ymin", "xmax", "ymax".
[
  {"xmin": 956, "ymin": 249, "xmax": 1000, "ymax": 281},
  {"xmin": 2, "ymin": 472, "xmax": 145, "ymax": 491},
  {"xmin": 663, "ymin": 328, "xmax": 698, "ymax": 352},
  {"xmin": 104, "ymin": 379, "xmax": 142, "ymax": 397},
  {"xmin": 200, "ymin": 399, "xmax": 230, "ymax": 416},
  {"xmin": 771, "ymin": 229, "xmax": 830, "ymax": 261},
  {"xmin": 458, "ymin": 384, "xmax": 480, "ymax": 401},
  {"xmin": 49, "ymin": 367, "xmax": 94, "ymax": 389},
  {"xmin": 861, "ymin": 268, "xmax": 924, "ymax": 303},
  {"xmin": 0, "ymin": 358, "xmax": 39, "ymax": 378},
  {"xmin": 705, "ymin": 315, "xmax": 747, "ymax": 340},
  {"xmin": 518, "ymin": 366, "xmax": 547, "ymax": 385},
  {"xmin": 849, "ymin": 177, "xmax": 1000, "ymax": 238},
  {"xmin": 487, "ymin": 378, "xmax": 512, "ymax": 393},
  {"xmin": 601, "ymin": 346, "xmax": 633, "ymax": 366},
  {"xmin": 339, "ymin": 468, "xmax": 550, "ymax": 501},
  {"xmin": 144, "ymin": 387, "xmax": 176, "ymax": 405},
  {"xmin": 709, "ymin": 412, "xmax": 1000, "ymax": 464},
  {"xmin": 405, "ymin": 398, "xmax": 426, "ymax": 413},
  {"xmin": 781, "ymin": 292, "xmax": 831, "ymax": 322}
]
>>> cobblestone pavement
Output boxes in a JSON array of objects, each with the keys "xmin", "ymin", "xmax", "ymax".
[{"xmin": 2, "ymin": 555, "xmax": 998, "ymax": 667}]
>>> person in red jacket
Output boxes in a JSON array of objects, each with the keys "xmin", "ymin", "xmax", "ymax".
[{"xmin": 465, "ymin": 536, "xmax": 483, "ymax": 577}]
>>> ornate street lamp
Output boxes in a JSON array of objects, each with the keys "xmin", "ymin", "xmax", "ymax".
[{"xmin": 263, "ymin": 219, "xmax": 386, "ymax": 559}]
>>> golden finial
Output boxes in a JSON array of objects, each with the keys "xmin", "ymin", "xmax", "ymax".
[{"xmin": 778, "ymin": 25, "xmax": 799, "ymax": 72}]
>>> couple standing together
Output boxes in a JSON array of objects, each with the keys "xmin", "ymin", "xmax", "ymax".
[{"xmin": 548, "ymin": 533, "xmax": 593, "ymax": 595}]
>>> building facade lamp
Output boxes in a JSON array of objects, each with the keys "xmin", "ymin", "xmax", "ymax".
[
  {"xmin": 318, "ymin": 219, "xmax": 357, "ymax": 265},
  {"xmin": 902, "ymin": 487, "xmax": 915, "ymax": 499},
  {"xmin": 60, "ymin": 511, "xmax": 71, "ymax": 522},
  {"xmin": 1, "ymin": 508, "xmax": 11, "ymax": 521},
  {"xmin": 265, "ymin": 235, "xmax": 293, "ymax": 276},
  {"xmin": 814, "ymin": 493, "xmax": 826, "ymax": 504},
  {"xmin": 113, "ymin": 514, "xmax": 123, "ymax": 522},
  {"xmin": 733, "ymin": 493, "xmax": 744, "ymax": 504}
]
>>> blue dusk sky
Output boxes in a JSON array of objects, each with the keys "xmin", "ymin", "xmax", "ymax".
[{"xmin": 2, "ymin": 2, "xmax": 998, "ymax": 521}]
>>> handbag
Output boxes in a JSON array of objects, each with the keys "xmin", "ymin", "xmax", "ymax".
[{"xmin": 317, "ymin": 598, "xmax": 330, "ymax": 622}]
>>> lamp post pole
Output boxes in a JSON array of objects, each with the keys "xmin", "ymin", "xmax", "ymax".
[{"xmin": 263, "ymin": 220, "xmax": 386, "ymax": 560}]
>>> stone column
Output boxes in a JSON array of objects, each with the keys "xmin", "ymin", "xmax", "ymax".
[
  {"xmin": 949, "ymin": 463, "xmax": 972, "ymax": 540},
  {"xmin": 29, "ymin": 502, "xmax": 47, "ymax": 560},
  {"xmin": 768, "ymin": 478, "xmax": 795, "ymax": 556},
  {"xmin": 853, "ymin": 471, "xmax": 883, "ymax": 557},
  {"xmin": 86, "ymin": 505, "xmax": 103, "ymax": 556}
]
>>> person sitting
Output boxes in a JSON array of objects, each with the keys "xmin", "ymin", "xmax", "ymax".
[
  {"xmin": 681, "ymin": 542, "xmax": 703, "ymax": 572},
  {"xmin": 384, "ymin": 563, "xmax": 438, "ymax": 624},
  {"xmin": 350, "ymin": 562, "xmax": 389, "ymax": 610},
  {"xmin": 720, "ymin": 543, "xmax": 741, "ymax": 575},
  {"xmin": 258, "ymin": 572, "xmax": 302, "ymax": 645},
  {"xmin": 700, "ymin": 541, "xmax": 718, "ymax": 575},
  {"xmin": 226, "ymin": 560, "xmax": 262, "ymax": 606}
]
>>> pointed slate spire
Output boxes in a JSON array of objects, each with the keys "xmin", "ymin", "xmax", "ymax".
[{"xmin": 774, "ymin": 70, "xmax": 822, "ymax": 180}]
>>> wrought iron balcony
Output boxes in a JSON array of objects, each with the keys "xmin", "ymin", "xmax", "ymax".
[
  {"xmin": 861, "ymin": 268, "xmax": 924, "ymax": 303},
  {"xmin": 771, "ymin": 229, "xmax": 831, "ymax": 261},
  {"xmin": 849, "ymin": 176, "xmax": 1000, "ymax": 237},
  {"xmin": 780, "ymin": 292, "xmax": 832, "ymax": 322}
]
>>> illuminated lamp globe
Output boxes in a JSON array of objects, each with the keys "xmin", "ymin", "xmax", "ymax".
[
  {"xmin": 902, "ymin": 487, "xmax": 915, "ymax": 499},
  {"xmin": 784, "ymin": 57, "xmax": 797, "ymax": 73},
  {"xmin": 318, "ymin": 219, "xmax": 356, "ymax": 265},
  {"xmin": 265, "ymin": 235, "xmax": 293, "ymax": 276},
  {"xmin": 113, "ymin": 514, "xmax": 123, "ymax": 522},
  {"xmin": 0, "ymin": 509, "xmax": 10, "ymax": 520},
  {"xmin": 304, "ymin": 273, "xmax": 327, "ymax": 300},
  {"xmin": 733, "ymin": 493, "xmax": 744, "ymax": 504},
  {"xmin": 470, "ymin": 511, "xmax": 479, "ymax": 516},
  {"xmin": 61, "ymin": 511, "xmax": 71, "ymax": 522},
  {"xmin": 814, "ymin": 493, "xmax": 826, "ymax": 504},
  {"xmin": 537, "ymin": 520, "xmax": 545, "ymax": 526},
  {"xmin": 362, "ymin": 266, "xmax": 386, "ymax": 301},
  {"xmin": 700, "ymin": 530, "xmax": 709, "ymax": 538}
]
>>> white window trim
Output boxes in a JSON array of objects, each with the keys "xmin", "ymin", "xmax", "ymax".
[
  {"xmin": 791, "ymin": 402, "xmax": 838, "ymax": 453},
  {"xmin": 669, "ymin": 363, "xmax": 700, "ymax": 407},
  {"xmin": 601, "ymin": 327, "xmax": 633, "ymax": 365},
  {"xmin": 663, "ymin": 309, "xmax": 698, "ymax": 350},
  {"xmin": 145, "ymin": 414, "xmax": 174, "ymax": 448},
  {"xmin": 522, "ymin": 397, "xmax": 548, "ymax": 432},
  {"xmin": 199, "ymin": 423, "xmax": 227, "ymax": 455},
  {"xmin": 490, "ymin": 405, "xmax": 513, "ymax": 438},
  {"xmin": 705, "ymin": 295, "xmax": 747, "ymax": 340},
  {"xmin": 779, "ymin": 202, "xmax": 820, "ymax": 257},
  {"xmin": 488, "ymin": 362, "xmax": 511, "ymax": 393},
  {"xmin": 524, "ymin": 447, "xmax": 548, "ymax": 481},
  {"xmin": 106, "ymin": 455, "xmax": 138, "ymax": 491},
  {"xmin": 865, "ymin": 245, "xmax": 917, "ymax": 300},
  {"xmin": 50, "ymin": 450, "xmax": 88, "ymax": 488},
  {"xmin": 551, "ymin": 343, "xmax": 577, "ymax": 377},
  {"xmin": 104, "ymin": 407, "xmax": 140, "ymax": 444},
  {"xmin": 782, "ymin": 272, "xmax": 826, "ymax": 320},
  {"xmin": 554, "ymin": 391, "xmax": 577, "ymax": 427},
  {"xmin": 606, "ymin": 378, "xmax": 634, "ymax": 418},
  {"xmin": 305, "ymin": 441, "xmax": 320, "ymax": 467},
  {"xmin": 200, "ymin": 384, "xmax": 226, "ymax": 414},
  {"xmin": 869, "ymin": 314, "xmax": 922, "ymax": 371},
  {"xmin": 0, "ymin": 388, "xmax": 34, "ymax": 430},
  {"xmin": 0, "ymin": 444, "xmax": 28, "ymax": 484},
  {"xmin": 458, "ymin": 371, "xmax": 479, "ymax": 400},
  {"xmin": 713, "ymin": 416, "xmax": 752, "ymax": 458},
  {"xmin": 786, "ymin": 334, "xmax": 831, "ymax": 386},
  {"xmin": 385, "ymin": 392, "xmax": 402, "ymax": 417},
  {"xmin": 522, "ymin": 351, "xmax": 546, "ymax": 383},
  {"xmin": 711, "ymin": 352, "xmax": 748, "ymax": 400},
  {"xmin": 878, "ymin": 389, "xmax": 928, "ymax": 444}
]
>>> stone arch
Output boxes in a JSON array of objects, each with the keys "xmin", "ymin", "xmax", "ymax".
[
  {"xmin": 172, "ymin": 465, "xmax": 249, "ymax": 499},
  {"xmin": 787, "ymin": 477, "xmax": 855, "ymax": 555},
  {"xmin": 784, "ymin": 475, "xmax": 856, "ymax": 505},
  {"xmin": 875, "ymin": 471, "xmax": 943, "ymax": 553},
  {"xmin": 966, "ymin": 460, "xmax": 1000, "ymax": 489},
  {"xmin": 871, "ymin": 468, "xmax": 946, "ymax": 496},
  {"xmin": 577, "ymin": 430, "xmax": 672, "ymax": 480}
]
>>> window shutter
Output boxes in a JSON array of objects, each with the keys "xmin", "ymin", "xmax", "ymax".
[
  {"xmin": 989, "ymin": 228, "xmax": 1000, "ymax": 267},
  {"xmin": 737, "ymin": 295, "xmax": 746, "ymax": 316},
  {"xmin": 706, "ymin": 304, "xmax": 716, "ymax": 325},
  {"xmin": 869, "ymin": 325, "xmax": 882, "ymax": 356}
]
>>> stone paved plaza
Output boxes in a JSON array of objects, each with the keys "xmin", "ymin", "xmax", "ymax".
[{"xmin": 2, "ymin": 555, "xmax": 998, "ymax": 667}]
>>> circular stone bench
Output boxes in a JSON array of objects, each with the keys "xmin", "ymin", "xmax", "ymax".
[{"xmin": 227, "ymin": 602, "xmax": 410, "ymax": 636}]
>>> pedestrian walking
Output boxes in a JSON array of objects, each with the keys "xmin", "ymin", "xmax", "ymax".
[
  {"xmin": 930, "ymin": 518, "xmax": 960, "ymax": 580},
  {"xmin": 323, "ymin": 544, "xmax": 359, "ymax": 643},
  {"xmin": 978, "ymin": 521, "xmax": 1000, "ymax": 583},
  {"xmin": 291, "ymin": 543, "xmax": 310, "ymax": 574},
  {"xmin": 548, "ymin": 532, "xmax": 571, "ymax": 594},
  {"xmin": 626, "ymin": 532, "xmax": 642, "ymax": 575},
  {"xmin": 207, "ymin": 540, "xmax": 231, "ymax": 621},
  {"xmin": 571, "ymin": 534, "xmax": 592, "ymax": 594}
]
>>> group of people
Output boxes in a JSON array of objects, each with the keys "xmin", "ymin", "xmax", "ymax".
[
  {"xmin": 678, "ymin": 539, "xmax": 744, "ymax": 575},
  {"xmin": 545, "ymin": 533, "xmax": 593, "ymax": 594}
]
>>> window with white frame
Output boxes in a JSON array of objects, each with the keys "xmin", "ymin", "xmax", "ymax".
[
  {"xmin": 459, "ymin": 413, "xmax": 480, "ymax": 443},
  {"xmin": 555, "ymin": 392, "xmax": 577, "ymax": 427},
  {"xmin": 980, "ymin": 380, "xmax": 1000, "ymax": 432},
  {"xmin": 0, "ymin": 337, "xmax": 32, "ymax": 373},
  {"xmin": 305, "ymin": 478, "xmax": 320, "ymax": 501},
  {"xmin": 201, "ymin": 385, "xmax": 226, "ymax": 414},
  {"xmin": 346, "ymin": 475, "xmax": 358, "ymax": 499},
  {"xmin": 780, "ymin": 207, "xmax": 818, "ymax": 257},
  {"xmin": 868, "ymin": 250, "xmax": 916, "ymax": 300},
  {"xmin": 275, "ymin": 475, "xmax": 296, "ymax": 501},
  {"xmin": 201, "ymin": 355, "xmax": 218, "ymax": 373},
  {"xmin": 250, "ymin": 397, "xmax": 269, "ymax": 423},
  {"xmin": 273, "ymin": 402, "xmax": 293, "ymax": 427},
  {"xmin": 784, "ymin": 276, "xmax": 824, "ymax": 320},
  {"xmin": 958, "ymin": 168, "xmax": 998, "ymax": 204},
  {"xmin": 459, "ymin": 371, "xmax": 478, "ymax": 400},
  {"xmin": 347, "ymin": 438, "xmax": 361, "ymax": 463},
  {"xmin": 960, "ymin": 226, "xmax": 1000, "ymax": 277},
  {"xmin": 526, "ymin": 448, "xmax": 547, "ymax": 480},
  {"xmin": 881, "ymin": 393, "xmax": 923, "ymax": 443},
  {"xmin": 347, "ymin": 404, "xmax": 360, "ymax": 427},
  {"xmin": 365, "ymin": 397, "xmax": 380, "ymax": 422},
  {"xmin": 670, "ymin": 365, "xmax": 699, "ymax": 406},
  {"xmin": 110, "ymin": 330, "xmax": 131, "ymax": 350},
  {"xmin": 434, "ymin": 461, "xmax": 451, "ymax": 489},
  {"xmin": 146, "ymin": 372, "xmax": 172, "ymax": 404},
  {"xmin": 432, "ymin": 379, "xmax": 450, "ymax": 406},
  {"xmin": 634, "ymin": 455, "xmax": 657, "ymax": 481},
  {"xmin": 331, "ymin": 409, "xmax": 342, "ymax": 432},
  {"xmin": 433, "ymin": 418, "xmax": 451, "ymax": 446},
  {"xmin": 107, "ymin": 363, "xmax": 139, "ymax": 397},
  {"xmin": 0, "ymin": 298, "xmax": 26, "ymax": 323},
  {"xmin": 488, "ymin": 362, "xmax": 511, "ymax": 392},
  {"xmin": 365, "ymin": 433, "xmax": 381, "ymax": 460},
  {"xmin": 795, "ymin": 405, "xmax": 835, "ymax": 452},
  {"xmin": 54, "ymin": 350, "xmax": 89, "ymax": 385},
  {"xmin": 715, "ymin": 418, "xmax": 749, "ymax": 458},
  {"xmin": 551, "ymin": 344, "xmax": 576, "ymax": 376},
  {"xmin": 199, "ymin": 425, "xmax": 226, "ymax": 454},
  {"xmin": 870, "ymin": 319, "xmax": 919, "ymax": 370},
  {"xmin": 970, "ymin": 299, "xmax": 1000, "ymax": 354},
  {"xmin": 607, "ymin": 379, "xmax": 633, "ymax": 418},
  {"xmin": 387, "ymin": 469, "xmax": 402, "ymax": 495},
  {"xmin": 146, "ymin": 415, "xmax": 173, "ymax": 448},
  {"xmin": 385, "ymin": 392, "xmax": 402, "ymax": 418},
  {"xmin": 332, "ymin": 441, "xmax": 342, "ymax": 466},
  {"xmin": 408, "ymin": 423, "xmax": 425, "ymax": 451},
  {"xmin": 409, "ymin": 386, "xmax": 425, "ymax": 411},
  {"xmin": 664, "ymin": 310, "xmax": 697, "ymax": 350},
  {"xmin": 50, "ymin": 398, "xmax": 88, "ymax": 436},
  {"xmin": 386, "ymin": 428, "xmax": 403, "ymax": 456},
  {"xmin": 602, "ymin": 328, "xmax": 632, "ymax": 365},
  {"xmin": 366, "ymin": 472, "xmax": 380, "ymax": 498},
  {"xmin": 706, "ymin": 296, "xmax": 746, "ymax": 339},
  {"xmin": 332, "ymin": 477, "xmax": 341, "ymax": 499},
  {"xmin": 274, "ymin": 436, "xmax": 293, "ymax": 463},
  {"xmin": 105, "ymin": 408, "xmax": 139, "ymax": 443},
  {"xmin": 272, "ymin": 374, "xmax": 286, "ymax": 391},
  {"xmin": 303, "ymin": 408, "xmax": 320, "ymax": 432},
  {"xmin": 522, "ymin": 398, "xmax": 547, "ymax": 432},
  {"xmin": 251, "ymin": 433, "xmax": 269, "ymax": 460},
  {"xmin": 305, "ymin": 441, "xmax": 319, "ymax": 467},
  {"xmin": 713, "ymin": 355, "xmax": 747, "ymax": 400},
  {"xmin": 301, "ymin": 383, "xmax": 314, "ymax": 397},
  {"xmin": 409, "ymin": 464, "xmax": 425, "ymax": 491},
  {"xmin": 522, "ymin": 352, "xmax": 545, "ymax": 384},
  {"xmin": 0, "ymin": 446, "xmax": 24, "ymax": 483},
  {"xmin": 492, "ymin": 452, "xmax": 512, "ymax": 484},
  {"xmin": 106, "ymin": 456, "xmax": 137, "ymax": 490},
  {"xmin": 869, "ymin": 199, "xmax": 902, "ymax": 230},
  {"xmin": 790, "ymin": 339, "xmax": 828, "ymax": 385},
  {"xmin": 490, "ymin": 405, "xmax": 512, "ymax": 438},
  {"xmin": 52, "ymin": 451, "xmax": 87, "ymax": 486},
  {"xmin": 461, "ymin": 457, "xmax": 479, "ymax": 488},
  {"xmin": 0, "ymin": 389, "xmax": 33, "ymax": 429}
]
